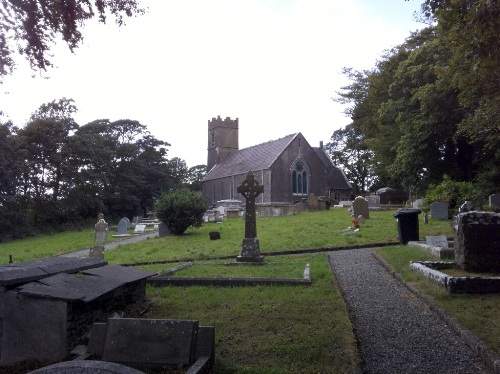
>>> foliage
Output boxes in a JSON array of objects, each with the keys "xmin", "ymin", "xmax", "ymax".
[
  {"xmin": 0, "ymin": 0, "xmax": 144, "ymax": 78},
  {"xmin": 423, "ymin": 175, "xmax": 477, "ymax": 214},
  {"xmin": 325, "ymin": 123, "xmax": 374, "ymax": 194},
  {"xmin": 0, "ymin": 98, "xmax": 197, "ymax": 238},
  {"xmin": 333, "ymin": 15, "xmax": 499, "ymax": 197},
  {"xmin": 155, "ymin": 188, "xmax": 206, "ymax": 235}
]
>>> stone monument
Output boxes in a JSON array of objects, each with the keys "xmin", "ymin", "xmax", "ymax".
[
  {"xmin": 94, "ymin": 213, "xmax": 108, "ymax": 243},
  {"xmin": 236, "ymin": 171, "xmax": 265, "ymax": 263},
  {"xmin": 352, "ymin": 196, "xmax": 369, "ymax": 219}
]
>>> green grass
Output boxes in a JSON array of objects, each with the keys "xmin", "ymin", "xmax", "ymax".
[
  {"xmin": 377, "ymin": 245, "xmax": 500, "ymax": 355},
  {"xmin": 138, "ymin": 256, "xmax": 308, "ymax": 278},
  {"xmin": 103, "ymin": 209, "xmax": 453, "ymax": 265},
  {"xmin": 2, "ymin": 209, "xmax": 478, "ymax": 373},
  {"xmin": 143, "ymin": 253, "xmax": 361, "ymax": 373}
]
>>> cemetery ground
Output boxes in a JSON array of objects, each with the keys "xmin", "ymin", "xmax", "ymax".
[{"xmin": 1, "ymin": 209, "xmax": 499, "ymax": 373}]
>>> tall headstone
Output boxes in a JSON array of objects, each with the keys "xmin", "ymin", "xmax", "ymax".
[
  {"xmin": 352, "ymin": 196, "xmax": 369, "ymax": 219},
  {"xmin": 453, "ymin": 211, "xmax": 500, "ymax": 272},
  {"xmin": 489, "ymin": 193, "xmax": 500, "ymax": 209},
  {"xmin": 236, "ymin": 171, "xmax": 264, "ymax": 263},
  {"xmin": 94, "ymin": 213, "xmax": 108, "ymax": 243},
  {"xmin": 430, "ymin": 202, "xmax": 449, "ymax": 220}
]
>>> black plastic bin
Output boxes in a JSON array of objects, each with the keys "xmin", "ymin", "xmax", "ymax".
[{"xmin": 393, "ymin": 209, "xmax": 421, "ymax": 245}]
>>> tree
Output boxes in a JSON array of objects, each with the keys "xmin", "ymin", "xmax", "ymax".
[
  {"xmin": 186, "ymin": 165, "xmax": 207, "ymax": 191},
  {"xmin": 422, "ymin": 0, "xmax": 500, "ymax": 192},
  {"xmin": 155, "ymin": 188, "xmax": 206, "ymax": 235},
  {"xmin": 0, "ymin": 0, "xmax": 144, "ymax": 78},
  {"xmin": 325, "ymin": 124, "xmax": 373, "ymax": 195}
]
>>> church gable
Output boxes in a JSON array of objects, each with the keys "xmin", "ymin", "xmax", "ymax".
[{"xmin": 201, "ymin": 117, "xmax": 352, "ymax": 206}]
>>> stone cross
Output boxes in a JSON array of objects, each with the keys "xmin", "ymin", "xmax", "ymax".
[{"xmin": 236, "ymin": 171, "xmax": 264, "ymax": 263}]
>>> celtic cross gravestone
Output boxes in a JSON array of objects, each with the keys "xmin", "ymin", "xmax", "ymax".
[{"xmin": 236, "ymin": 171, "xmax": 265, "ymax": 263}]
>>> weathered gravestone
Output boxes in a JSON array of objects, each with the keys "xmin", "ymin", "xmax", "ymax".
[
  {"xmin": 236, "ymin": 171, "xmax": 265, "ymax": 263},
  {"xmin": 430, "ymin": 202, "xmax": 449, "ymax": 220},
  {"xmin": 116, "ymin": 218, "xmax": 130, "ymax": 236},
  {"xmin": 453, "ymin": 211, "xmax": 500, "ymax": 273},
  {"xmin": 365, "ymin": 195, "xmax": 380, "ymax": 208},
  {"xmin": 489, "ymin": 193, "xmax": 500, "ymax": 209},
  {"xmin": 89, "ymin": 245, "xmax": 105, "ymax": 259},
  {"xmin": 94, "ymin": 213, "xmax": 108, "ymax": 243},
  {"xmin": 307, "ymin": 193, "xmax": 319, "ymax": 211},
  {"xmin": 352, "ymin": 196, "xmax": 369, "ymax": 219}
]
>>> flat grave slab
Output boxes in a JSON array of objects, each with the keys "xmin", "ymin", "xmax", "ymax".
[
  {"xmin": 83, "ymin": 265, "xmax": 154, "ymax": 283},
  {"xmin": 18, "ymin": 272, "xmax": 124, "ymax": 303},
  {"xmin": 0, "ymin": 257, "xmax": 107, "ymax": 286}
]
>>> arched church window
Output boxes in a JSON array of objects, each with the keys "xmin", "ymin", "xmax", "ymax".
[{"xmin": 292, "ymin": 160, "xmax": 308, "ymax": 195}]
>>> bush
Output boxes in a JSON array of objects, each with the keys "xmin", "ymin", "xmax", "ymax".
[
  {"xmin": 423, "ymin": 175, "xmax": 477, "ymax": 215},
  {"xmin": 155, "ymin": 188, "xmax": 206, "ymax": 235}
]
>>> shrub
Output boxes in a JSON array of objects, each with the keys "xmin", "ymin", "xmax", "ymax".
[
  {"xmin": 155, "ymin": 188, "xmax": 206, "ymax": 235},
  {"xmin": 423, "ymin": 175, "xmax": 477, "ymax": 215}
]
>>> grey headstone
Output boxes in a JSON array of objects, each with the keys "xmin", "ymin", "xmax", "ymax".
[
  {"xmin": 357, "ymin": 215, "xmax": 365, "ymax": 224},
  {"xmin": 352, "ymin": 196, "xmax": 369, "ymax": 219},
  {"xmin": 430, "ymin": 202, "xmax": 449, "ymax": 220},
  {"xmin": 365, "ymin": 195, "xmax": 380, "ymax": 207},
  {"xmin": 426, "ymin": 236, "xmax": 448, "ymax": 248},
  {"xmin": 117, "ymin": 218, "xmax": 128, "ymax": 235},
  {"xmin": 489, "ymin": 193, "xmax": 500, "ymax": 209},
  {"xmin": 102, "ymin": 318, "xmax": 199, "ymax": 366},
  {"xmin": 339, "ymin": 200, "xmax": 353, "ymax": 207},
  {"xmin": 158, "ymin": 223, "xmax": 170, "ymax": 237}
]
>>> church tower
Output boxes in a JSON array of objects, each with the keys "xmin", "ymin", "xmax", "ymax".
[{"xmin": 207, "ymin": 116, "xmax": 239, "ymax": 172}]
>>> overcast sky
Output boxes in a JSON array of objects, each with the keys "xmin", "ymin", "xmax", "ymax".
[{"xmin": 1, "ymin": 0, "xmax": 425, "ymax": 168}]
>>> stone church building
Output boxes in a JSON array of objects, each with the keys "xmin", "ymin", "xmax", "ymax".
[{"xmin": 201, "ymin": 116, "xmax": 351, "ymax": 207}]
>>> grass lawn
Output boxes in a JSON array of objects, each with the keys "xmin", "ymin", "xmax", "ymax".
[{"xmin": 4, "ymin": 208, "xmax": 497, "ymax": 372}]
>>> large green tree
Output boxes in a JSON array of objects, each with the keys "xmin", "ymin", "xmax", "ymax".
[
  {"xmin": 325, "ymin": 124, "xmax": 373, "ymax": 195},
  {"xmin": 0, "ymin": 0, "xmax": 144, "ymax": 78}
]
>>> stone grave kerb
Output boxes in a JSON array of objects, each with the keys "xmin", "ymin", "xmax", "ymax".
[{"xmin": 236, "ymin": 171, "xmax": 265, "ymax": 263}]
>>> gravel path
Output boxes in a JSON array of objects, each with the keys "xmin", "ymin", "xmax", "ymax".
[{"xmin": 328, "ymin": 247, "xmax": 489, "ymax": 374}]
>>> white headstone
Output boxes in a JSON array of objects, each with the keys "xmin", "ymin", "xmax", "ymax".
[
  {"xmin": 413, "ymin": 199, "xmax": 424, "ymax": 209},
  {"xmin": 134, "ymin": 224, "xmax": 146, "ymax": 234}
]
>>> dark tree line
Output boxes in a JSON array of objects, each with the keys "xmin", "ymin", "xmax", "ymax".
[
  {"xmin": 326, "ymin": 0, "xmax": 500, "ymax": 198},
  {"xmin": 0, "ymin": 98, "xmax": 205, "ymax": 241}
]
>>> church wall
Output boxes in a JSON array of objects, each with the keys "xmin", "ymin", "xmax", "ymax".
[{"xmin": 270, "ymin": 135, "xmax": 329, "ymax": 202}]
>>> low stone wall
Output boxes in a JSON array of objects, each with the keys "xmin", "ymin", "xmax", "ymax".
[{"xmin": 410, "ymin": 261, "xmax": 500, "ymax": 294}]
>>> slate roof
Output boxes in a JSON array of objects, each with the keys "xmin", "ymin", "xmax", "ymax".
[
  {"xmin": 313, "ymin": 147, "xmax": 352, "ymax": 190},
  {"xmin": 203, "ymin": 133, "xmax": 298, "ymax": 181}
]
